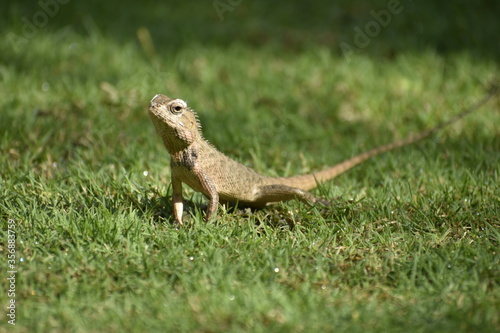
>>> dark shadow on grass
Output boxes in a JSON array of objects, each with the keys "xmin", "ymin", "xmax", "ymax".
[{"xmin": 3, "ymin": 0, "xmax": 500, "ymax": 61}]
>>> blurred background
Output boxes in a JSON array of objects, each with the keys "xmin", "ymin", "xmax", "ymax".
[
  {"xmin": 1, "ymin": 0, "xmax": 499, "ymax": 171},
  {"xmin": 3, "ymin": 0, "xmax": 499, "ymax": 58}
]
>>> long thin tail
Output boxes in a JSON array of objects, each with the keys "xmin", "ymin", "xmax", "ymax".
[{"xmin": 276, "ymin": 84, "xmax": 498, "ymax": 191}]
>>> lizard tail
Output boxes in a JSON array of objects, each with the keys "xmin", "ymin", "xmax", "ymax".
[{"xmin": 274, "ymin": 85, "xmax": 498, "ymax": 191}]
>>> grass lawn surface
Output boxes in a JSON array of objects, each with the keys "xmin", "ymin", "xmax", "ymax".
[{"xmin": 1, "ymin": 1, "xmax": 499, "ymax": 332}]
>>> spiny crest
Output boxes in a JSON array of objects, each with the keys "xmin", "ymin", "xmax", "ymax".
[
  {"xmin": 184, "ymin": 103, "xmax": 221, "ymax": 152},
  {"xmin": 187, "ymin": 107, "xmax": 203, "ymax": 132},
  {"xmin": 188, "ymin": 106, "xmax": 219, "ymax": 150}
]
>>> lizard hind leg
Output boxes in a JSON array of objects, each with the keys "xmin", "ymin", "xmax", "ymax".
[{"xmin": 254, "ymin": 184, "xmax": 329, "ymax": 207}]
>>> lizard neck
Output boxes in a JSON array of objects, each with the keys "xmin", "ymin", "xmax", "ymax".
[
  {"xmin": 170, "ymin": 143, "xmax": 199, "ymax": 170},
  {"xmin": 151, "ymin": 117, "xmax": 200, "ymax": 155}
]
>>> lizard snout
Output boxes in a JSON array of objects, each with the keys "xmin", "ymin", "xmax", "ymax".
[
  {"xmin": 150, "ymin": 94, "xmax": 171, "ymax": 105},
  {"xmin": 150, "ymin": 94, "xmax": 161, "ymax": 103},
  {"xmin": 149, "ymin": 94, "xmax": 173, "ymax": 112}
]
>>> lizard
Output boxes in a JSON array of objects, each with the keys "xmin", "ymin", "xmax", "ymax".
[{"xmin": 148, "ymin": 88, "xmax": 497, "ymax": 225}]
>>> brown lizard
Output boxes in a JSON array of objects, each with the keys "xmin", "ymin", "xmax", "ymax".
[{"xmin": 148, "ymin": 88, "xmax": 497, "ymax": 224}]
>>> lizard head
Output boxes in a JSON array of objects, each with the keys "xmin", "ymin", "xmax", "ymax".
[{"xmin": 149, "ymin": 94, "xmax": 201, "ymax": 153}]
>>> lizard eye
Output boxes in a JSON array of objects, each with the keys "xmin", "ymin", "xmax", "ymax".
[{"xmin": 168, "ymin": 100, "xmax": 186, "ymax": 114}]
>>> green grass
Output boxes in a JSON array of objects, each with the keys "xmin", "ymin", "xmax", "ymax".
[{"xmin": 1, "ymin": 1, "xmax": 499, "ymax": 332}]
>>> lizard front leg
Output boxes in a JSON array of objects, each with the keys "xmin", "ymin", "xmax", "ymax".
[
  {"xmin": 196, "ymin": 173, "xmax": 219, "ymax": 221},
  {"xmin": 171, "ymin": 166, "xmax": 219, "ymax": 224},
  {"xmin": 172, "ymin": 177, "xmax": 184, "ymax": 225}
]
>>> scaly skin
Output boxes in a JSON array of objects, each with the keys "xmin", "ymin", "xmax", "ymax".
[{"xmin": 148, "ymin": 89, "xmax": 497, "ymax": 224}]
